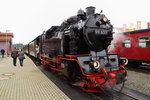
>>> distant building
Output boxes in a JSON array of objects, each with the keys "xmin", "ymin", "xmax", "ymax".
[{"xmin": 0, "ymin": 32, "xmax": 13, "ymax": 55}]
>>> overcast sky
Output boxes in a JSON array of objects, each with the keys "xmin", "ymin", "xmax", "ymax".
[{"xmin": 0, "ymin": 0, "xmax": 149, "ymax": 44}]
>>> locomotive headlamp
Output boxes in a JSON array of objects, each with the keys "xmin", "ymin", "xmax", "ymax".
[
  {"xmin": 89, "ymin": 61, "xmax": 100, "ymax": 69},
  {"xmin": 93, "ymin": 61, "xmax": 100, "ymax": 69},
  {"xmin": 102, "ymin": 17, "xmax": 108, "ymax": 22}
]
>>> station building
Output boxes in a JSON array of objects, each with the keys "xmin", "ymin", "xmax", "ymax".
[{"xmin": 0, "ymin": 32, "xmax": 13, "ymax": 55}]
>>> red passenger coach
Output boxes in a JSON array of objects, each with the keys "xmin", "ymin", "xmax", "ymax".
[{"xmin": 109, "ymin": 29, "xmax": 150, "ymax": 66}]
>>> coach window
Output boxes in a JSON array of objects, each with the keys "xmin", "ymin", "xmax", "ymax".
[
  {"xmin": 122, "ymin": 38, "xmax": 131, "ymax": 48},
  {"xmin": 138, "ymin": 36, "xmax": 150, "ymax": 48}
]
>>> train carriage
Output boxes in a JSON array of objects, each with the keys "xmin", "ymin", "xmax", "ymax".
[
  {"xmin": 23, "ymin": 44, "xmax": 29, "ymax": 54},
  {"xmin": 109, "ymin": 29, "xmax": 150, "ymax": 66}
]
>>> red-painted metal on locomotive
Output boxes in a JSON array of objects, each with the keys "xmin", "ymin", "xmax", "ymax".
[{"xmin": 40, "ymin": 54, "xmax": 126, "ymax": 92}]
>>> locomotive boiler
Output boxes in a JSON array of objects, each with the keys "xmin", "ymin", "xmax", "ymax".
[
  {"xmin": 44, "ymin": 7, "xmax": 113, "ymax": 57},
  {"xmin": 30, "ymin": 6, "xmax": 127, "ymax": 92}
]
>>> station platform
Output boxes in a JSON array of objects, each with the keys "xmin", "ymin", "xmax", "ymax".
[{"xmin": 0, "ymin": 55, "xmax": 70, "ymax": 100}]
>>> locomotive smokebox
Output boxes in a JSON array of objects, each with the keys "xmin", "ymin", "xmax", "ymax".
[{"xmin": 86, "ymin": 6, "xmax": 95, "ymax": 17}]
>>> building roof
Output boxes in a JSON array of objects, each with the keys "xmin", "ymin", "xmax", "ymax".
[
  {"xmin": 0, "ymin": 37, "xmax": 12, "ymax": 41},
  {"xmin": 0, "ymin": 32, "xmax": 13, "ymax": 42},
  {"xmin": 121, "ymin": 29, "xmax": 150, "ymax": 35},
  {"xmin": 0, "ymin": 33, "xmax": 13, "ymax": 37}
]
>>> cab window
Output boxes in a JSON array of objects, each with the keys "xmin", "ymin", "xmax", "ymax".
[
  {"xmin": 122, "ymin": 38, "xmax": 131, "ymax": 48},
  {"xmin": 138, "ymin": 36, "xmax": 150, "ymax": 48}
]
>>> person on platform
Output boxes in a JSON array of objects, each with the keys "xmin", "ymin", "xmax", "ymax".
[
  {"xmin": 0, "ymin": 49, "xmax": 5, "ymax": 58},
  {"xmin": 18, "ymin": 49, "xmax": 25, "ymax": 67},
  {"xmin": 11, "ymin": 48, "xmax": 18, "ymax": 66}
]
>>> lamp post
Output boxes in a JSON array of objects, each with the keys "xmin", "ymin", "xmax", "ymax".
[
  {"xmin": 6, "ymin": 33, "xmax": 8, "ymax": 57},
  {"xmin": 5, "ymin": 30, "xmax": 10, "ymax": 57}
]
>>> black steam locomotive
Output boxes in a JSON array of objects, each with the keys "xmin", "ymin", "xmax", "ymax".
[{"xmin": 24, "ymin": 7, "xmax": 127, "ymax": 92}]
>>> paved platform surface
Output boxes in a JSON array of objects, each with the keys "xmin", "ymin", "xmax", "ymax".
[{"xmin": 0, "ymin": 56, "xmax": 70, "ymax": 100}]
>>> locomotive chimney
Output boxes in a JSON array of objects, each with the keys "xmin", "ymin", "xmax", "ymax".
[{"xmin": 86, "ymin": 6, "xmax": 95, "ymax": 17}]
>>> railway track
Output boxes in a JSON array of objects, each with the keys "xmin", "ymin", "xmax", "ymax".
[
  {"xmin": 126, "ymin": 65, "xmax": 150, "ymax": 74},
  {"xmin": 79, "ymin": 84, "xmax": 141, "ymax": 100},
  {"xmin": 118, "ymin": 91, "xmax": 139, "ymax": 100},
  {"xmin": 88, "ymin": 89, "xmax": 145, "ymax": 100},
  {"xmin": 119, "ymin": 87, "xmax": 150, "ymax": 100},
  {"xmin": 86, "ymin": 81, "xmax": 150, "ymax": 100}
]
